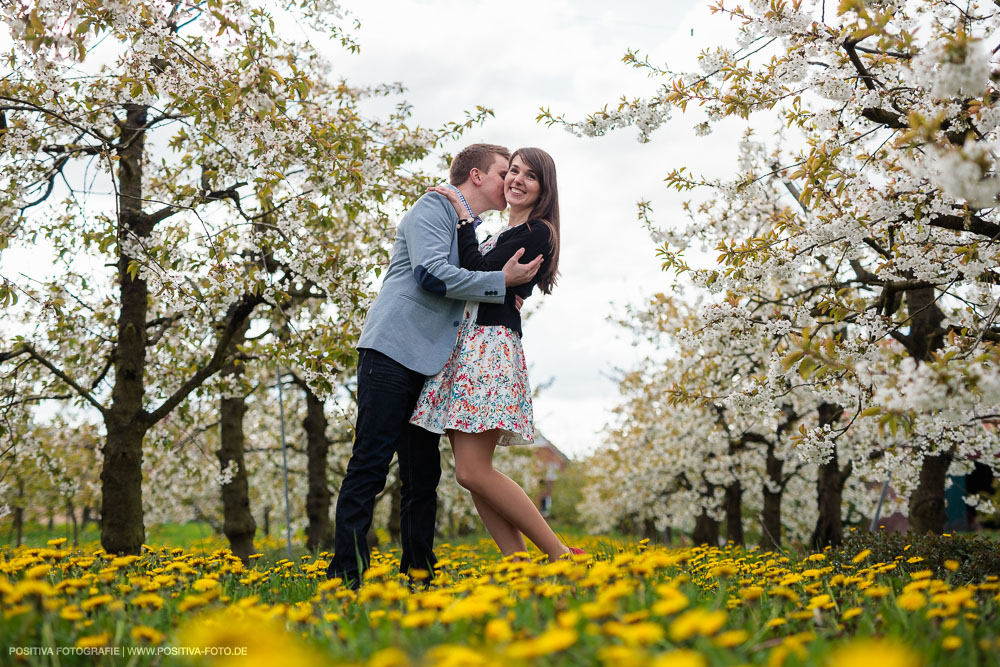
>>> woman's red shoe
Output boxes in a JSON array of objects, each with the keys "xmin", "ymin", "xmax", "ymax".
[{"xmin": 568, "ymin": 547, "xmax": 586, "ymax": 555}]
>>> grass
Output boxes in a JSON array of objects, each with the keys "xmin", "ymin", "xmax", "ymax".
[{"xmin": 1, "ymin": 530, "xmax": 998, "ymax": 666}]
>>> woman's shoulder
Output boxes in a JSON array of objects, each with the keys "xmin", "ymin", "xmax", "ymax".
[{"xmin": 523, "ymin": 219, "xmax": 552, "ymax": 240}]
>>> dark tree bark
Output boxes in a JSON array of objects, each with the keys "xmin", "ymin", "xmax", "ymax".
[
  {"xmin": 67, "ymin": 501, "xmax": 78, "ymax": 546},
  {"xmin": 760, "ymin": 438, "xmax": 783, "ymax": 552},
  {"xmin": 693, "ymin": 511, "xmax": 720, "ymax": 546},
  {"xmin": 263, "ymin": 506, "xmax": 271, "ymax": 536},
  {"xmin": 12, "ymin": 506, "xmax": 23, "ymax": 547},
  {"xmin": 302, "ymin": 383, "xmax": 333, "ymax": 552},
  {"xmin": 724, "ymin": 479, "xmax": 744, "ymax": 546},
  {"xmin": 217, "ymin": 320, "xmax": 256, "ymax": 565},
  {"xmin": 901, "ymin": 287, "xmax": 951, "ymax": 534},
  {"xmin": 810, "ymin": 402, "xmax": 851, "ymax": 549},
  {"xmin": 642, "ymin": 517, "xmax": 658, "ymax": 542},
  {"xmin": 388, "ymin": 479, "xmax": 402, "ymax": 545},
  {"xmin": 11, "ymin": 476, "xmax": 23, "ymax": 546},
  {"xmin": 101, "ymin": 104, "xmax": 150, "ymax": 555},
  {"xmin": 910, "ymin": 453, "xmax": 953, "ymax": 533}
]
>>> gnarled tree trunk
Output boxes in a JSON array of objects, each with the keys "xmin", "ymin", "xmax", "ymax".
[
  {"xmin": 303, "ymin": 383, "xmax": 333, "ymax": 552},
  {"xmin": 217, "ymin": 320, "xmax": 256, "ymax": 565},
  {"xmin": 810, "ymin": 402, "xmax": 850, "ymax": 548}
]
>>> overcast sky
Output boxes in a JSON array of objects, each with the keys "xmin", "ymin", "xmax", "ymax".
[{"xmin": 327, "ymin": 0, "xmax": 746, "ymax": 457}]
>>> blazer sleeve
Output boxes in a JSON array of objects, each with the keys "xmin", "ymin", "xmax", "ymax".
[
  {"xmin": 457, "ymin": 221, "xmax": 551, "ymax": 271},
  {"xmin": 402, "ymin": 194, "xmax": 506, "ymax": 303}
]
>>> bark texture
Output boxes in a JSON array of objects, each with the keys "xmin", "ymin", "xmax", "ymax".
[
  {"xmin": 217, "ymin": 320, "xmax": 256, "ymax": 565},
  {"xmin": 303, "ymin": 384, "xmax": 333, "ymax": 551}
]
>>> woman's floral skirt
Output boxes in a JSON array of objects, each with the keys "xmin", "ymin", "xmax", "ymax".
[{"xmin": 410, "ymin": 302, "xmax": 533, "ymax": 446}]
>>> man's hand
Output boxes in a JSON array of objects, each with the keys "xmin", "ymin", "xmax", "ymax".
[{"xmin": 502, "ymin": 248, "xmax": 543, "ymax": 287}]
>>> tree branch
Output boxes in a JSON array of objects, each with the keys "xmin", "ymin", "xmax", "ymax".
[
  {"xmin": 144, "ymin": 292, "xmax": 264, "ymax": 425},
  {"xmin": 17, "ymin": 345, "xmax": 107, "ymax": 415},
  {"xmin": 843, "ymin": 39, "xmax": 880, "ymax": 91}
]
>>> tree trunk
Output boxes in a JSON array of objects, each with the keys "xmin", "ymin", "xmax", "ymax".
[
  {"xmin": 903, "ymin": 287, "xmax": 949, "ymax": 534},
  {"xmin": 810, "ymin": 403, "xmax": 849, "ymax": 549},
  {"xmin": 388, "ymin": 480, "xmax": 402, "ymax": 545},
  {"xmin": 67, "ymin": 501, "xmax": 78, "ymax": 546},
  {"xmin": 303, "ymin": 384, "xmax": 334, "ymax": 552},
  {"xmin": 724, "ymin": 480, "xmax": 743, "ymax": 546},
  {"xmin": 642, "ymin": 517, "xmax": 658, "ymax": 542},
  {"xmin": 910, "ymin": 453, "xmax": 952, "ymax": 533},
  {"xmin": 101, "ymin": 104, "xmax": 150, "ymax": 555},
  {"xmin": 263, "ymin": 506, "xmax": 271, "ymax": 536},
  {"xmin": 693, "ymin": 511, "xmax": 719, "ymax": 546},
  {"xmin": 217, "ymin": 320, "xmax": 256, "ymax": 566},
  {"xmin": 811, "ymin": 456, "xmax": 851, "ymax": 548},
  {"xmin": 761, "ymin": 440, "xmax": 783, "ymax": 552}
]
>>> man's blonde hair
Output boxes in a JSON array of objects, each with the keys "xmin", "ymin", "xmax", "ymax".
[{"xmin": 449, "ymin": 143, "xmax": 511, "ymax": 186}]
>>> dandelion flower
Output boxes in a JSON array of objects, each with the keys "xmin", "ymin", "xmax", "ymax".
[{"xmin": 826, "ymin": 639, "xmax": 921, "ymax": 667}]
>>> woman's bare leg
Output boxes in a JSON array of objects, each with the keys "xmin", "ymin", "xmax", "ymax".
[
  {"xmin": 450, "ymin": 429, "xmax": 569, "ymax": 560},
  {"xmin": 471, "ymin": 490, "xmax": 528, "ymax": 557},
  {"xmin": 447, "ymin": 432, "xmax": 527, "ymax": 556}
]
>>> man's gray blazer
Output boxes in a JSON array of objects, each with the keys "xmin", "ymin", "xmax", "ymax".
[{"xmin": 357, "ymin": 192, "xmax": 506, "ymax": 376}]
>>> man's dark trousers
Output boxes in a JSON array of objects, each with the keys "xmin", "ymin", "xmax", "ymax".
[{"xmin": 326, "ymin": 348, "xmax": 441, "ymax": 586}]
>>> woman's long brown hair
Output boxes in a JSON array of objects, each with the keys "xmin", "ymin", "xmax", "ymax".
[{"xmin": 512, "ymin": 147, "xmax": 560, "ymax": 294}]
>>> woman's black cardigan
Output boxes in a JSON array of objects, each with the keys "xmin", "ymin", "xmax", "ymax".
[{"xmin": 457, "ymin": 219, "xmax": 552, "ymax": 337}]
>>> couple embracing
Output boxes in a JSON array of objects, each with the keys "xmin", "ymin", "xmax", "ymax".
[{"xmin": 326, "ymin": 143, "xmax": 581, "ymax": 587}]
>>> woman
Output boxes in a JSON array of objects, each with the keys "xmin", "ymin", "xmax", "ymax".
[{"xmin": 410, "ymin": 147, "xmax": 582, "ymax": 561}]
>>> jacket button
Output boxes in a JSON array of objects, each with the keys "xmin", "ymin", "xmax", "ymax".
[{"xmin": 453, "ymin": 321, "xmax": 460, "ymax": 326}]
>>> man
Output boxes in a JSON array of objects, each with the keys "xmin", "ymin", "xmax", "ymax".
[{"xmin": 326, "ymin": 143, "xmax": 542, "ymax": 587}]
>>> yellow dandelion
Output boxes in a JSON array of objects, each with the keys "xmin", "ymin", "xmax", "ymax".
[
  {"xmin": 944, "ymin": 560, "xmax": 959, "ymax": 572},
  {"xmin": 192, "ymin": 577, "xmax": 220, "ymax": 592},
  {"xmin": 131, "ymin": 625, "xmax": 165, "ymax": 645},
  {"xmin": 557, "ymin": 610, "xmax": 581, "ymax": 629},
  {"xmin": 25, "ymin": 564, "xmax": 52, "ymax": 579},
  {"xmin": 597, "ymin": 645, "xmax": 648, "ymax": 667},
  {"xmin": 765, "ymin": 617, "xmax": 787, "ymax": 629},
  {"xmin": 852, "ymin": 549, "xmax": 871, "ymax": 564},
  {"xmin": 841, "ymin": 607, "xmax": 863, "ymax": 621},
  {"xmin": 80, "ymin": 594, "xmax": 114, "ymax": 612},
  {"xmin": 864, "ymin": 586, "xmax": 891, "ymax": 599},
  {"xmin": 439, "ymin": 596, "xmax": 497, "ymax": 623},
  {"xmin": 484, "ymin": 618, "xmax": 513, "ymax": 642},
  {"xmin": 76, "ymin": 632, "xmax": 111, "ymax": 648},
  {"xmin": 714, "ymin": 629, "xmax": 749, "ymax": 647},
  {"xmin": 826, "ymin": 638, "xmax": 922, "ymax": 667},
  {"xmin": 400, "ymin": 610, "xmax": 437, "ymax": 629},
  {"xmin": 909, "ymin": 569, "xmax": 932, "ymax": 580},
  {"xmin": 605, "ymin": 621, "xmax": 665, "ymax": 646},
  {"xmin": 131, "ymin": 593, "xmax": 164, "ymax": 610},
  {"xmin": 367, "ymin": 647, "xmax": 411, "ymax": 667},
  {"xmin": 177, "ymin": 594, "xmax": 209, "ymax": 612},
  {"xmin": 896, "ymin": 591, "xmax": 927, "ymax": 611},
  {"xmin": 60, "ymin": 605, "xmax": 84, "ymax": 621},
  {"xmin": 650, "ymin": 649, "xmax": 707, "ymax": 667},
  {"xmin": 740, "ymin": 586, "xmax": 764, "ymax": 602},
  {"xmin": 286, "ymin": 602, "xmax": 312, "ymax": 623},
  {"xmin": 668, "ymin": 608, "xmax": 726, "ymax": 642},
  {"xmin": 425, "ymin": 644, "xmax": 495, "ymax": 667},
  {"xmin": 505, "ymin": 628, "xmax": 578, "ymax": 659}
]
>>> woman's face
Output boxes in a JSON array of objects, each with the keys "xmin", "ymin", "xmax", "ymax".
[{"xmin": 504, "ymin": 155, "xmax": 541, "ymax": 209}]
